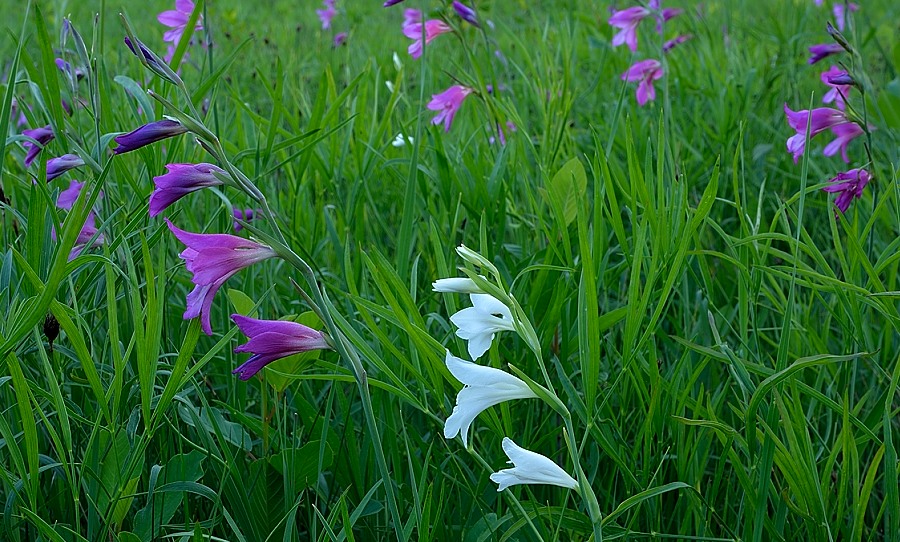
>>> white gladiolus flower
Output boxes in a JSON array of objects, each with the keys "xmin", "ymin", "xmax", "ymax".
[
  {"xmin": 490, "ymin": 437, "xmax": 579, "ymax": 491},
  {"xmin": 391, "ymin": 133, "xmax": 412, "ymax": 147},
  {"xmin": 385, "ymin": 80, "xmax": 395, "ymax": 93},
  {"xmin": 443, "ymin": 351, "xmax": 537, "ymax": 447},
  {"xmin": 450, "ymin": 294, "xmax": 515, "ymax": 360},
  {"xmin": 393, "ymin": 52, "xmax": 403, "ymax": 71},
  {"xmin": 432, "ymin": 277, "xmax": 484, "ymax": 294}
]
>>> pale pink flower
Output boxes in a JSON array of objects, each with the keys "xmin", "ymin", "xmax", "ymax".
[{"xmin": 404, "ymin": 19, "xmax": 452, "ymax": 59}]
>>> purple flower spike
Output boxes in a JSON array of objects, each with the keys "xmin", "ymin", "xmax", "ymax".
[
  {"xmin": 231, "ymin": 314, "xmax": 330, "ymax": 380},
  {"xmin": 808, "ymin": 43, "xmax": 843, "ymax": 64},
  {"xmin": 608, "ymin": 7, "xmax": 651, "ymax": 52},
  {"xmin": 822, "ymin": 168, "xmax": 870, "ymax": 213},
  {"xmin": 427, "ymin": 85, "xmax": 474, "ymax": 132},
  {"xmin": 783, "ymin": 104, "xmax": 849, "ymax": 162},
  {"xmin": 621, "ymin": 59, "xmax": 664, "ymax": 106},
  {"xmin": 453, "ymin": 1, "xmax": 480, "ymax": 28},
  {"xmin": 46, "ymin": 154, "xmax": 85, "ymax": 182},
  {"xmin": 166, "ymin": 219, "xmax": 278, "ymax": 335},
  {"xmin": 150, "ymin": 163, "xmax": 225, "ymax": 217},
  {"xmin": 114, "ymin": 119, "xmax": 188, "ymax": 154},
  {"xmin": 22, "ymin": 125, "xmax": 54, "ymax": 167}
]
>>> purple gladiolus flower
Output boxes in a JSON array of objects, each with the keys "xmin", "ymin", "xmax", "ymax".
[
  {"xmin": 783, "ymin": 104, "xmax": 849, "ymax": 162},
  {"xmin": 150, "ymin": 163, "xmax": 225, "ymax": 217},
  {"xmin": 317, "ymin": 0, "xmax": 337, "ymax": 30},
  {"xmin": 56, "ymin": 180, "xmax": 85, "ymax": 210},
  {"xmin": 833, "ymin": 2, "xmax": 858, "ymax": 32},
  {"xmin": 428, "ymin": 85, "xmax": 474, "ymax": 132},
  {"xmin": 822, "ymin": 168, "xmax": 870, "ymax": 213},
  {"xmin": 232, "ymin": 207, "xmax": 260, "ymax": 232},
  {"xmin": 55, "ymin": 58, "xmax": 85, "ymax": 81},
  {"xmin": 608, "ymin": 7, "xmax": 651, "ymax": 52},
  {"xmin": 823, "ymin": 121, "xmax": 864, "ymax": 162},
  {"xmin": 404, "ymin": 19, "xmax": 452, "ymax": 59},
  {"xmin": 649, "ymin": 0, "xmax": 683, "ymax": 34},
  {"xmin": 333, "ymin": 32, "xmax": 348, "ymax": 47},
  {"xmin": 114, "ymin": 119, "xmax": 188, "ymax": 154},
  {"xmin": 167, "ymin": 219, "xmax": 278, "ymax": 335},
  {"xmin": 46, "ymin": 154, "xmax": 85, "ymax": 182},
  {"xmin": 384, "ymin": 0, "xmax": 405, "ymax": 6},
  {"xmin": 158, "ymin": 0, "xmax": 203, "ymax": 46},
  {"xmin": 453, "ymin": 1, "xmax": 480, "ymax": 27},
  {"xmin": 231, "ymin": 314, "xmax": 330, "ymax": 380},
  {"xmin": 821, "ymin": 66, "xmax": 852, "ymax": 110},
  {"xmin": 663, "ymin": 34, "xmax": 691, "ymax": 53},
  {"xmin": 622, "ymin": 59, "xmax": 664, "ymax": 106},
  {"xmin": 53, "ymin": 181, "xmax": 105, "ymax": 260},
  {"xmin": 403, "ymin": 8, "xmax": 421, "ymax": 28},
  {"xmin": 808, "ymin": 43, "xmax": 843, "ymax": 64},
  {"xmin": 22, "ymin": 125, "xmax": 54, "ymax": 167}
]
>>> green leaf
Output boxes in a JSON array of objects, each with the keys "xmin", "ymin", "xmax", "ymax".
[{"xmin": 546, "ymin": 157, "xmax": 587, "ymax": 227}]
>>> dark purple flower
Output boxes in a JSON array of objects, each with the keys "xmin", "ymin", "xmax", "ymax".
[
  {"xmin": 150, "ymin": 163, "xmax": 225, "ymax": 217},
  {"xmin": 383, "ymin": 0, "xmax": 405, "ymax": 6},
  {"xmin": 52, "ymin": 180, "xmax": 105, "ymax": 260},
  {"xmin": 22, "ymin": 125, "xmax": 54, "ymax": 167},
  {"xmin": 114, "ymin": 119, "xmax": 188, "ymax": 154},
  {"xmin": 333, "ymin": 32, "xmax": 348, "ymax": 47},
  {"xmin": 231, "ymin": 314, "xmax": 330, "ymax": 380},
  {"xmin": 232, "ymin": 207, "xmax": 260, "ymax": 232},
  {"xmin": 124, "ymin": 36, "xmax": 181, "ymax": 83},
  {"xmin": 56, "ymin": 180, "xmax": 85, "ymax": 210},
  {"xmin": 55, "ymin": 58, "xmax": 85, "ymax": 81},
  {"xmin": 663, "ymin": 34, "xmax": 691, "ymax": 53},
  {"xmin": 808, "ymin": 43, "xmax": 843, "ymax": 64},
  {"xmin": 453, "ymin": 1, "xmax": 480, "ymax": 27},
  {"xmin": 167, "ymin": 219, "xmax": 278, "ymax": 335},
  {"xmin": 822, "ymin": 168, "xmax": 870, "ymax": 213},
  {"xmin": 46, "ymin": 154, "xmax": 85, "ymax": 182},
  {"xmin": 821, "ymin": 66, "xmax": 852, "ymax": 110}
]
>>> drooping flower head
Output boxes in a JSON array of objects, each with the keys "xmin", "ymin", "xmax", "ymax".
[
  {"xmin": 150, "ymin": 163, "xmax": 225, "ymax": 217},
  {"xmin": 404, "ymin": 19, "xmax": 452, "ymax": 59},
  {"xmin": 443, "ymin": 352, "xmax": 538, "ymax": 448},
  {"xmin": 490, "ymin": 437, "xmax": 579, "ymax": 492},
  {"xmin": 427, "ymin": 85, "xmax": 474, "ymax": 132},
  {"xmin": 453, "ymin": 1, "xmax": 480, "ymax": 27},
  {"xmin": 808, "ymin": 43, "xmax": 843, "ymax": 64},
  {"xmin": 46, "ymin": 154, "xmax": 85, "ymax": 182},
  {"xmin": 231, "ymin": 315, "xmax": 330, "ymax": 380},
  {"xmin": 621, "ymin": 59, "xmax": 664, "ymax": 106},
  {"xmin": 450, "ymin": 293, "xmax": 515, "ymax": 360},
  {"xmin": 608, "ymin": 7, "xmax": 651, "ymax": 52},
  {"xmin": 821, "ymin": 168, "xmax": 870, "ymax": 213},
  {"xmin": 317, "ymin": 0, "xmax": 337, "ymax": 30},
  {"xmin": 158, "ymin": 0, "xmax": 203, "ymax": 46},
  {"xmin": 783, "ymin": 104, "xmax": 849, "ymax": 162},
  {"xmin": 22, "ymin": 125, "xmax": 54, "ymax": 167},
  {"xmin": 113, "ymin": 119, "xmax": 188, "ymax": 154},
  {"xmin": 166, "ymin": 219, "xmax": 278, "ymax": 335},
  {"xmin": 823, "ymin": 121, "xmax": 864, "ymax": 162},
  {"xmin": 820, "ymin": 66, "xmax": 852, "ymax": 110}
]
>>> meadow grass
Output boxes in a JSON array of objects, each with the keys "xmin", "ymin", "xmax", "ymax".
[{"xmin": 0, "ymin": 0, "xmax": 899, "ymax": 540}]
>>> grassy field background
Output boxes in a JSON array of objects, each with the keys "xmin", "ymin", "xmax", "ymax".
[{"xmin": 1, "ymin": 0, "xmax": 899, "ymax": 540}]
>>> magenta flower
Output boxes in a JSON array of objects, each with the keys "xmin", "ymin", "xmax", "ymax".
[
  {"xmin": 114, "ymin": 119, "xmax": 188, "ymax": 154},
  {"xmin": 46, "ymin": 154, "xmax": 85, "ymax": 182},
  {"xmin": 317, "ymin": 0, "xmax": 337, "ymax": 30},
  {"xmin": 823, "ymin": 121, "xmax": 864, "ymax": 162},
  {"xmin": 150, "ymin": 163, "xmax": 225, "ymax": 217},
  {"xmin": 833, "ymin": 2, "xmax": 858, "ymax": 32},
  {"xmin": 808, "ymin": 43, "xmax": 843, "ymax": 64},
  {"xmin": 333, "ymin": 32, "xmax": 348, "ymax": 47},
  {"xmin": 453, "ymin": 1, "xmax": 480, "ymax": 28},
  {"xmin": 52, "ymin": 181, "xmax": 105, "ymax": 260},
  {"xmin": 22, "ymin": 125, "xmax": 54, "ymax": 167},
  {"xmin": 231, "ymin": 315, "xmax": 330, "ymax": 380},
  {"xmin": 232, "ymin": 207, "xmax": 260, "ymax": 232},
  {"xmin": 663, "ymin": 34, "xmax": 691, "ymax": 53},
  {"xmin": 56, "ymin": 180, "xmax": 85, "ymax": 210},
  {"xmin": 427, "ymin": 85, "xmax": 474, "ymax": 132},
  {"xmin": 821, "ymin": 66, "xmax": 852, "ymax": 110},
  {"xmin": 402, "ymin": 8, "xmax": 421, "ymax": 29},
  {"xmin": 649, "ymin": 0, "xmax": 683, "ymax": 34},
  {"xmin": 783, "ymin": 104, "xmax": 849, "ymax": 162},
  {"xmin": 167, "ymin": 220, "xmax": 278, "ymax": 335},
  {"xmin": 158, "ymin": 0, "xmax": 203, "ymax": 46},
  {"xmin": 608, "ymin": 7, "xmax": 651, "ymax": 52},
  {"xmin": 822, "ymin": 168, "xmax": 870, "ymax": 213},
  {"xmin": 404, "ymin": 19, "xmax": 452, "ymax": 59},
  {"xmin": 621, "ymin": 59, "xmax": 664, "ymax": 106}
]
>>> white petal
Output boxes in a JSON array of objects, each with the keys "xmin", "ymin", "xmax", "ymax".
[
  {"xmin": 492, "ymin": 437, "xmax": 579, "ymax": 490},
  {"xmin": 466, "ymin": 332, "xmax": 493, "ymax": 360},
  {"xmin": 470, "ymin": 294, "xmax": 512, "ymax": 321},
  {"xmin": 432, "ymin": 277, "xmax": 482, "ymax": 294}
]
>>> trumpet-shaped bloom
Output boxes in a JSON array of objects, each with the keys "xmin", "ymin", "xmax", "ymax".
[
  {"xmin": 46, "ymin": 154, "xmax": 85, "ymax": 182},
  {"xmin": 821, "ymin": 66, "xmax": 852, "ymax": 110},
  {"xmin": 621, "ymin": 59, "xmax": 664, "ymax": 106},
  {"xmin": 433, "ymin": 277, "xmax": 484, "ymax": 294},
  {"xmin": 22, "ymin": 125, "xmax": 54, "ymax": 167},
  {"xmin": 808, "ymin": 43, "xmax": 843, "ymax": 64},
  {"xmin": 150, "ymin": 163, "xmax": 225, "ymax": 217},
  {"xmin": 427, "ymin": 85, "xmax": 474, "ymax": 132},
  {"xmin": 490, "ymin": 437, "xmax": 579, "ymax": 492},
  {"xmin": 56, "ymin": 180, "xmax": 85, "ymax": 210},
  {"xmin": 114, "ymin": 119, "xmax": 188, "ymax": 154},
  {"xmin": 823, "ymin": 121, "xmax": 864, "ymax": 162},
  {"xmin": 821, "ymin": 168, "xmax": 870, "ymax": 213},
  {"xmin": 317, "ymin": 0, "xmax": 337, "ymax": 30},
  {"xmin": 608, "ymin": 7, "xmax": 651, "ymax": 52},
  {"xmin": 404, "ymin": 19, "xmax": 452, "ymax": 59},
  {"xmin": 443, "ymin": 352, "xmax": 537, "ymax": 448},
  {"xmin": 167, "ymin": 219, "xmax": 277, "ymax": 335},
  {"xmin": 453, "ymin": 1, "xmax": 480, "ymax": 27},
  {"xmin": 450, "ymin": 293, "xmax": 515, "ymax": 360},
  {"xmin": 783, "ymin": 104, "xmax": 849, "ymax": 162},
  {"xmin": 158, "ymin": 0, "xmax": 203, "ymax": 45},
  {"xmin": 231, "ymin": 314, "xmax": 330, "ymax": 380}
]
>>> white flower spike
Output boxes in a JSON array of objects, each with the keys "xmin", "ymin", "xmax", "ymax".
[
  {"xmin": 432, "ymin": 277, "xmax": 484, "ymax": 294},
  {"xmin": 450, "ymin": 294, "xmax": 515, "ymax": 360},
  {"xmin": 443, "ymin": 351, "xmax": 537, "ymax": 447},
  {"xmin": 490, "ymin": 437, "xmax": 579, "ymax": 492}
]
